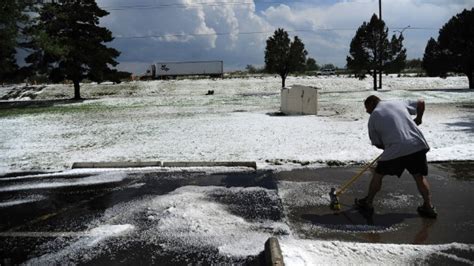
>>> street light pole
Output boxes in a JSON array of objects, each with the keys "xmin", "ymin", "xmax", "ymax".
[
  {"xmin": 379, "ymin": 0, "xmax": 382, "ymax": 20},
  {"xmin": 378, "ymin": 0, "xmax": 382, "ymax": 89},
  {"xmin": 394, "ymin": 25, "xmax": 411, "ymax": 35}
]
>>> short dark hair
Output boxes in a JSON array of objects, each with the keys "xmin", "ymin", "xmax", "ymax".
[{"xmin": 364, "ymin": 95, "xmax": 381, "ymax": 107}]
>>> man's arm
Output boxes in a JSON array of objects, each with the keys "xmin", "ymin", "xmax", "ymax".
[
  {"xmin": 413, "ymin": 100, "xmax": 425, "ymax": 126},
  {"xmin": 368, "ymin": 118, "xmax": 384, "ymax": 149}
]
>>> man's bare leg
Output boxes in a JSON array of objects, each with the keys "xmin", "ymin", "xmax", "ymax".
[
  {"xmin": 413, "ymin": 174, "xmax": 433, "ymax": 208},
  {"xmin": 366, "ymin": 172, "xmax": 384, "ymax": 205}
]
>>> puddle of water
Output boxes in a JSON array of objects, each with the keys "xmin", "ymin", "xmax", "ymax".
[{"xmin": 276, "ymin": 163, "xmax": 474, "ymax": 244}]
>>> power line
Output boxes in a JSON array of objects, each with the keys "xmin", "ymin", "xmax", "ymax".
[
  {"xmin": 114, "ymin": 29, "xmax": 351, "ymax": 40},
  {"xmin": 102, "ymin": 2, "xmax": 254, "ymax": 11},
  {"xmin": 113, "ymin": 27, "xmax": 437, "ymax": 40},
  {"xmin": 99, "ymin": 0, "xmax": 331, "ymax": 11},
  {"xmin": 38, "ymin": 0, "xmax": 397, "ymax": 12}
]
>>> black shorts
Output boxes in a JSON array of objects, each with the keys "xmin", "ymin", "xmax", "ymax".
[{"xmin": 375, "ymin": 149, "xmax": 428, "ymax": 177}]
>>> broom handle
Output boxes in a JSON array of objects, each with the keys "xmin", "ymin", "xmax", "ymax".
[{"xmin": 336, "ymin": 154, "xmax": 382, "ymax": 196}]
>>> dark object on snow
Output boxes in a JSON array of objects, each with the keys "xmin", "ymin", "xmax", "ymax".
[{"xmin": 206, "ymin": 90, "xmax": 214, "ymax": 95}]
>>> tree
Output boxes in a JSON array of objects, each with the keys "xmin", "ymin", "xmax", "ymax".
[
  {"xmin": 245, "ymin": 64, "xmax": 264, "ymax": 74},
  {"xmin": 385, "ymin": 34, "xmax": 407, "ymax": 74},
  {"xmin": 26, "ymin": 0, "xmax": 120, "ymax": 99},
  {"xmin": 347, "ymin": 14, "xmax": 406, "ymax": 90},
  {"xmin": 305, "ymin": 57, "xmax": 319, "ymax": 71},
  {"xmin": 321, "ymin": 64, "xmax": 336, "ymax": 70},
  {"xmin": 105, "ymin": 70, "xmax": 132, "ymax": 83},
  {"xmin": 422, "ymin": 38, "xmax": 446, "ymax": 77},
  {"xmin": 264, "ymin": 28, "xmax": 308, "ymax": 88},
  {"xmin": 245, "ymin": 64, "xmax": 257, "ymax": 73},
  {"xmin": 0, "ymin": 0, "xmax": 33, "ymax": 82},
  {"xmin": 405, "ymin": 58, "xmax": 422, "ymax": 70},
  {"xmin": 422, "ymin": 8, "xmax": 474, "ymax": 88}
]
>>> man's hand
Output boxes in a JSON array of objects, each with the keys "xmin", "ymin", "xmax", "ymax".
[
  {"xmin": 415, "ymin": 100, "xmax": 425, "ymax": 126},
  {"xmin": 414, "ymin": 117, "xmax": 422, "ymax": 125}
]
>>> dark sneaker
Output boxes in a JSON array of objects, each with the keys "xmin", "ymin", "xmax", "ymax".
[
  {"xmin": 354, "ymin": 197, "xmax": 374, "ymax": 213},
  {"xmin": 417, "ymin": 205, "xmax": 438, "ymax": 219}
]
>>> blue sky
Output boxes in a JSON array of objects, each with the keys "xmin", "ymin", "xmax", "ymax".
[{"xmin": 96, "ymin": 0, "xmax": 473, "ymax": 74}]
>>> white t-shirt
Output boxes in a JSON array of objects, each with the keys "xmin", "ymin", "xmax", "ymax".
[{"xmin": 368, "ymin": 100, "xmax": 430, "ymax": 161}]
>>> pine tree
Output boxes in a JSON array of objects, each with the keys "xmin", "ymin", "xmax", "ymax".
[
  {"xmin": 346, "ymin": 23, "xmax": 370, "ymax": 79},
  {"xmin": 289, "ymin": 36, "xmax": 308, "ymax": 73},
  {"xmin": 385, "ymin": 34, "xmax": 407, "ymax": 74},
  {"xmin": 438, "ymin": 8, "xmax": 474, "ymax": 88},
  {"xmin": 347, "ymin": 14, "xmax": 406, "ymax": 90},
  {"xmin": 265, "ymin": 28, "xmax": 307, "ymax": 88},
  {"xmin": 422, "ymin": 38, "xmax": 446, "ymax": 77},
  {"xmin": 0, "ymin": 0, "xmax": 33, "ymax": 82},
  {"xmin": 26, "ymin": 0, "xmax": 120, "ymax": 99}
]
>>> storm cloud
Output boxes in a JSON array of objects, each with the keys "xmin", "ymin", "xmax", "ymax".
[{"xmin": 96, "ymin": 0, "xmax": 473, "ymax": 73}]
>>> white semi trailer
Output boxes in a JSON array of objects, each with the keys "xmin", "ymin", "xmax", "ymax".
[{"xmin": 150, "ymin": 60, "xmax": 223, "ymax": 79}]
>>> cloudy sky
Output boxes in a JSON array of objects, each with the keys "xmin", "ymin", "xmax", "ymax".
[{"xmin": 96, "ymin": 0, "xmax": 473, "ymax": 74}]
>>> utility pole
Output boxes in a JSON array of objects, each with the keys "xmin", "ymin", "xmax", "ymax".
[
  {"xmin": 378, "ymin": 0, "xmax": 382, "ymax": 89},
  {"xmin": 379, "ymin": 0, "xmax": 382, "ymax": 19}
]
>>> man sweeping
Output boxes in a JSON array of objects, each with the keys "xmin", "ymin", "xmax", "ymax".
[{"xmin": 355, "ymin": 95, "xmax": 437, "ymax": 218}]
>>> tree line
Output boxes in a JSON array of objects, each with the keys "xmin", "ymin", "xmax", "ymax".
[
  {"xmin": 1, "ymin": 2, "xmax": 473, "ymax": 97},
  {"xmin": 0, "ymin": 0, "xmax": 127, "ymax": 99},
  {"xmin": 264, "ymin": 8, "xmax": 474, "ymax": 90}
]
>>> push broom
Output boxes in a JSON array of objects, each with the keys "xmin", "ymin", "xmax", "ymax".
[{"xmin": 329, "ymin": 154, "xmax": 382, "ymax": 211}]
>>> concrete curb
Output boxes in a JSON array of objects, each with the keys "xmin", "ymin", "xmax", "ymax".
[
  {"xmin": 71, "ymin": 161, "xmax": 257, "ymax": 170},
  {"xmin": 71, "ymin": 161, "xmax": 162, "ymax": 169},
  {"xmin": 264, "ymin": 237, "xmax": 284, "ymax": 266},
  {"xmin": 162, "ymin": 161, "xmax": 257, "ymax": 169}
]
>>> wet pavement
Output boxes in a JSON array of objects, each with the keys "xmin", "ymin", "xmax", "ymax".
[
  {"xmin": 276, "ymin": 162, "xmax": 474, "ymax": 245},
  {"xmin": 0, "ymin": 169, "xmax": 277, "ymax": 265},
  {"xmin": 0, "ymin": 162, "xmax": 473, "ymax": 265}
]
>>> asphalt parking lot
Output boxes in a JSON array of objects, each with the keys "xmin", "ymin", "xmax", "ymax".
[
  {"xmin": 0, "ymin": 162, "xmax": 473, "ymax": 265},
  {"xmin": 276, "ymin": 162, "xmax": 474, "ymax": 245}
]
